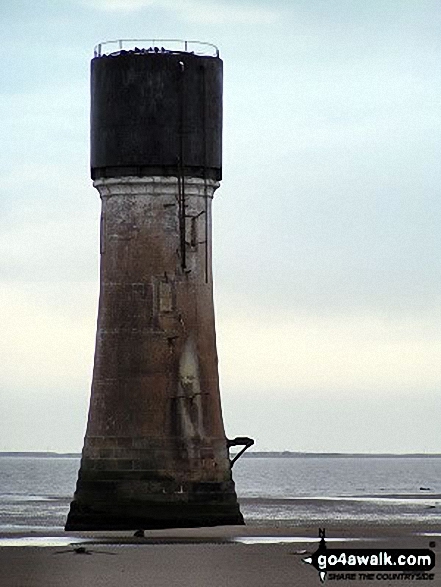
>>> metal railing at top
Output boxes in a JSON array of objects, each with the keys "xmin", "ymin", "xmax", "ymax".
[{"xmin": 94, "ymin": 39, "xmax": 219, "ymax": 58}]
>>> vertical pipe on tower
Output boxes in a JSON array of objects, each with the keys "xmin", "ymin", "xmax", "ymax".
[{"xmin": 65, "ymin": 42, "xmax": 245, "ymax": 530}]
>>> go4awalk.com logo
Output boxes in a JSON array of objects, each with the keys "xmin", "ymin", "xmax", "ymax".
[{"xmin": 303, "ymin": 529, "xmax": 435, "ymax": 583}]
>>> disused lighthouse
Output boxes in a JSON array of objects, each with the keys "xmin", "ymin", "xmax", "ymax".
[{"xmin": 66, "ymin": 40, "xmax": 251, "ymax": 530}]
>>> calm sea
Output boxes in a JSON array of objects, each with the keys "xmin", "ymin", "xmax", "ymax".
[{"xmin": 1, "ymin": 456, "xmax": 441, "ymax": 532}]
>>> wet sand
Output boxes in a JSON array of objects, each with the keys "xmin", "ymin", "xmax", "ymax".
[{"xmin": 0, "ymin": 523, "xmax": 439, "ymax": 586}]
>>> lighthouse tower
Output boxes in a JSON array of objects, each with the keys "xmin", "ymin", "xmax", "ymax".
[{"xmin": 65, "ymin": 40, "xmax": 250, "ymax": 530}]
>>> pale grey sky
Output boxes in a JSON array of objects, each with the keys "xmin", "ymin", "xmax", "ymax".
[{"xmin": 1, "ymin": 0, "xmax": 440, "ymax": 452}]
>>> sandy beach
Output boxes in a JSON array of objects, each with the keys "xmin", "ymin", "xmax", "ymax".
[{"xmin": 0, "ymin": 522, "xmax": 438, "ymax": 586}]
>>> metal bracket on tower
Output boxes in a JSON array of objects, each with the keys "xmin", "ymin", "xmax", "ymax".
[{"xmin": 227, "ymin": 437, "xmax": 255, "ymax": 467}]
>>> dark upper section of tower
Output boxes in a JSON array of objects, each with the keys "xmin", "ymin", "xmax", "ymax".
[{"xmin": 90, "ymin": 42, "xmax": 223, "ymax": 181}]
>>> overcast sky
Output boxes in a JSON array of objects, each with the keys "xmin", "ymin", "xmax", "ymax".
[{"xmin": 1, "ymin": 0, "xmax": 440, "ymax": 453}]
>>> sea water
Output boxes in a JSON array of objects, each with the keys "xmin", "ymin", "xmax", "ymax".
[
  {"xmin": 234, "ymin": 457, "xmax": 441, "ymax": 526},
  {"xmin": 1, "ymin": 456, "xmax": 441, "ymax": 532}
]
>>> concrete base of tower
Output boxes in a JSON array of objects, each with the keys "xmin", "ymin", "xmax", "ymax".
[
  {"xmin": 65, "ymin": 505, "xmax": 244, "ymax": 531},
  {"xmin": 65, "ymin": 478, "xmax": 244, "ymax": 530},
  {"xmin": 65, "ymin": 456, "xmax": 244, "ymax": 530}
]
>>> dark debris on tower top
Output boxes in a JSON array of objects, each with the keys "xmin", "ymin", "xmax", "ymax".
[{"xmin": 94, "ymin": 39, "xmax": 220, "ymax": 59}]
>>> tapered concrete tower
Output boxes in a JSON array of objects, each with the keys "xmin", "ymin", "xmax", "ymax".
[{"xmin": 66, "ymin": 40, "xmax": 251, "ymax": 530}]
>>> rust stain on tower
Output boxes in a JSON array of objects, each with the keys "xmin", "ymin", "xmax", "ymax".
[{"xmin": 65, "ymin": 40, "xmax": 252, "ymax": 531}]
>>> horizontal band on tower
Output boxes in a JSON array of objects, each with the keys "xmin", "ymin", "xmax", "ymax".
[{"xmin": 93, "ymin": 176, "xmax": 220, "ymax": 197}]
